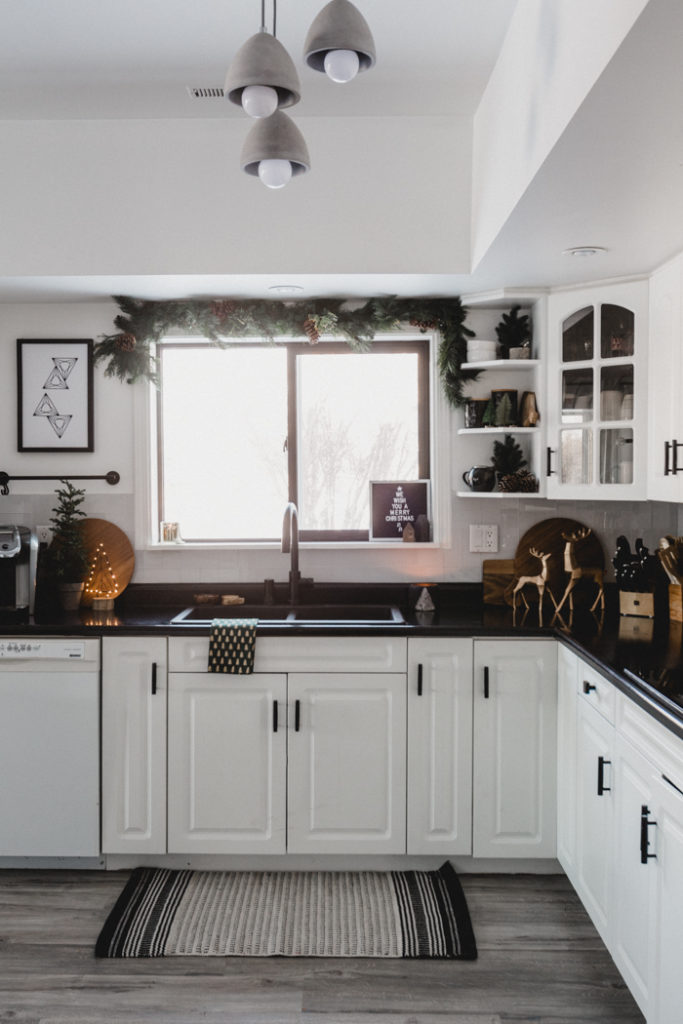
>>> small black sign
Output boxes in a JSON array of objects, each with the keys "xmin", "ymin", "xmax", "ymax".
[{"xmin": 370, "ymin": 480, "xmax": 430, "ymax": 540}]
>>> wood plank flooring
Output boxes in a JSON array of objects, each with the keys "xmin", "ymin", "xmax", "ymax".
[{"xmin": 0, "ymin": 870, "xmax": 645, "ymax": 1024}]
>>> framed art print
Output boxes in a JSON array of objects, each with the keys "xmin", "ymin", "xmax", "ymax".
[
  {"xmin": 17, "ymin": 339, "xmax": 94, "ymax": 452},
  {"xmin": 369, "ymin": 480, "xmax": 430, "ymax": 540}
]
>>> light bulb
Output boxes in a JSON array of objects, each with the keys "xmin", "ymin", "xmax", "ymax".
[
  {"xmin": 323, "ymin": 49, "xmax": 360, "ymax": 83},
  {"xmin": 241, "ymin": 84, "xmax": 279, "ymax": 118},
  {"xmin": 258, "ymin": 159, "xmax": 293, "ymax": 189}
]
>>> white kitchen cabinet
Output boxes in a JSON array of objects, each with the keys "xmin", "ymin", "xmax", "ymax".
[
  {"xmin": 287, "ymin": 673, "xmax": 407, "ymax": 854},
  {"xmin": 546, "ymin": 280, "xmax": 648, "ymax": 499},
  {"xmin": 167, "ymin": 673, "xmax": 287, "ymax": 854},
  {"xmin": 406, "ymin": 638, "xmax": 473, "ymax": 855},
  {"xmin": 574, "ymin": 692, "xmax": 615, "ymax": 947},
  {"xmin": 472, "ymin": 639, "xmax": 557, "ymax": 858},
  {"xmin": 647, "ymin": 253, "xmax": 683, "ymax": 501},
  {"xmin": 556, "ymin": 643, "xmax": 579, "ymax": 881},
  {"xmin": 650, "ymin": 771, "xmax": 683, "ymax": 1024},
  {"xmin": 101, "ymin": 636, "xmax": 168, "ymax": 854}
]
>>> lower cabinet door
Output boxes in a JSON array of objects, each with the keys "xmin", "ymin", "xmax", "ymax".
[
  {"xmin": 575, "ymin": 698, "xmax": 614, "ymax": 945},
  {"xmin": 102, "ymin": 636, "xmax": 168, "ymax": 855},
  {"xmin": 407, "ymin": 638, "xmax": 473, "ymax": 855},
  {"xmin": 287, "ymin": 673, "xmax": 407, "ymax": 854},
  {"xmin": 473, "ymin": 640, "xmax": 558, "ymax": 858},
  {"xmin": 650, "ymin": 772, "xmax": 683, "ymax": 1024},
  {"xmin": 167, "ymin": 673, "xmax": 287, "ymax": 854},
  {"xmin": 556, "ymin": 645, "xmax": 579, "ymax": 881}
]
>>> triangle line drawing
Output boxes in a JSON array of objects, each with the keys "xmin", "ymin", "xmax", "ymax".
[
  {"xmin": 54, "ymin": 357, "xmax": 77, "ymax": 381},
  {"xmin": 47, "ymin": 414, "xmax": 72, "ymax": 438},
  {"xmin": 43, "ymin": 366, "xmax": 69, "ymax": 390},
  {"xmin": 33, "ymin": 393, "xmax": 59, "ymax": 417}
]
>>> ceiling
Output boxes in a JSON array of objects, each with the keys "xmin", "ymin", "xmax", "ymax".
[{"xmin": 1, "ymin": 0, "xmax": 682, "ymax": 303}]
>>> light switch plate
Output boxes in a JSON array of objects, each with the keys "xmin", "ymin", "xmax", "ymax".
[{"xmin": 469, "ymin": 524, "xmax": 499, "ymax": 553}]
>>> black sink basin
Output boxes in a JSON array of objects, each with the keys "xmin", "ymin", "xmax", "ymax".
[{"xmin": 170, "ymin": 603, "xmax": 405, "ymax": 626}]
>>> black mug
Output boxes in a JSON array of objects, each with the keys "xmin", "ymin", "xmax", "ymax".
[{"xmin": 462, "ymin": 466, "xmax": 496, "ymax": 492}]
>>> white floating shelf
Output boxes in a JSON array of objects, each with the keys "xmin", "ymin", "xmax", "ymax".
[
  {"xmin": 456, "ymin": 426, "xmax": 538, "ymax": 435},
  {"xmin": 456, "ymin": 490, "xmax": 544, "ymax": 499},
  {"xmin": 462, "ymin": 359, "xmax": 539, "ymax": 370}
]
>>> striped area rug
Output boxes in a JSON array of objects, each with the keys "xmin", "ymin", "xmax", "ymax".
[{"xmin": 95, "ymin": 862, "xmax": 476, "ymax": 960}]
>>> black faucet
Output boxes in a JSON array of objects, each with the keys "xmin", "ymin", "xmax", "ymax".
[{"xmin": 281, "ymin": 501, "xmax": 301, "ymax": 606}]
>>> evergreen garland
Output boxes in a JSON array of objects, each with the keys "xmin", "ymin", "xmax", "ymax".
[{"xmin": 94, "ymin": 294, "xmax": 479, "ymax": 406}]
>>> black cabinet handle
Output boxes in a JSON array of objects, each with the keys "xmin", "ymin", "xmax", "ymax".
[
  {"xmin": 484, "ymin": 666, "xmax": 490, "ymax": 699},
  {"xmin": 640, "ymin": 804, "xmax": 657, "ymax": 864},
  {"xmin": 294, "ymin": 699, "xmax": 301, "ymax": 732},
  {"xmin": 662, "ymin": 773, "xmax": 683, "ymax": 797},
  {"xmin": 417, "ymin": 663, "xmax": 423, "ymax": 697},
  {"xmin": 665, "ymin": 440, "xmax": 673, "ymax": 476},
  {"xmin": 546, "ymin": 446, "xmax": 556, "ymax": 477},
  {"xmin": 674, "ymin": 440, "xmax": 683, "ymax": 474},
  {"xmin": 273, "ymin": 700, "xmax": 278, "ymax": 733},
  {"xmin": 597, "ymin": 756, "xmax": 611, "ymax": 796},
  {"xmin": 583, "ymin": 680, "xmax": 596, "ymax": 694},
  {"xmin": 151, "ymin": 662, "xmax": 157, "ymax": 695}
]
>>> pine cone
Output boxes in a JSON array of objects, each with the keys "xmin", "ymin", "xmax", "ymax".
[
  {"xmin": 303, "ymin": 317, "xmax": 320, "ymax": 344},
  {"xmin": 114, "ymin": 332, "xmax": 136, "ymax": 352},
  {"xmin": 210, "ymin": 300, "xmax": 237, "ymax": 321},
  {"xmin": 409, "ymin": 317, "xmax": 437, "ymax": 332}
]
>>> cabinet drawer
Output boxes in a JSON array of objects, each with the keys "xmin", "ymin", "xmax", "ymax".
[
  {"xmin": 616, "ymin": 692, "xmax": 683, "ymax": 788},
  {"xmin": 169, "ymin": 635, "xmax": 407, "ymax": 674},
  {"xmin": 577, "ymin": 661, "xmax": 616, "ymax": 725}
]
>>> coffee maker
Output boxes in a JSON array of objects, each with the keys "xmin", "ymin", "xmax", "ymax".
[{"xmin": 0, "ymin": 525, "xmax": 39, "ymax": 621}]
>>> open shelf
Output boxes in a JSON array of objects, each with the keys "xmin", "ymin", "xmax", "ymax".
[
  {"xmin": 456, "ymin": 490, "xmax": 544, "ymax": 499},
  {"xmin": 457, "ymin": 426, "xmax": 538, "ymax": 436},
  {"xmin": 462, "ymin": 359, "xmax": 539, "ymax": 371}
]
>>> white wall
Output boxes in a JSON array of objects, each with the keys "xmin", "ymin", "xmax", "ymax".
[
  {"xmin": 0, "ymin": 300, "xmax": 676, "ymax": 587},
  {"xmin": 471, "ymin": 0, "xmax": 650, "ymax": 268},
  {"xmin": 0, "ymin": 115, "xmax": 469, "ymax": 278}
]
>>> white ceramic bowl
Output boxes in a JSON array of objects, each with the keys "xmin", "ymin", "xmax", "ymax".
[{"xmin": 467, "ymin": 340, "xmax": 498, "ymax": 361}]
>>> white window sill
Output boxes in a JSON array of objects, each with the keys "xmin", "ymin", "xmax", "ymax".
[{"xmin": 145, "ymin": 540, "xmax": 443, "ymax": 552}]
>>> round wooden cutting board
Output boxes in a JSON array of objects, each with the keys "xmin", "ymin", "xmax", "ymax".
[
  {"xmin": 80, "ymin": 518, "xmax": 135, "ymax": 606},
  {"xmin": 513, "ymin": 518, "xmax": 604, "ymax": 607}
]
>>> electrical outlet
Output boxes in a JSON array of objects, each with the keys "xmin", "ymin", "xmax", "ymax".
[
  {"xmin": 469, "ymin": 524, "xmax": 499, "ymax": 553},
  {"xmin": 36, "ymin": 525, "xmax": 53, "ymax": 545}
]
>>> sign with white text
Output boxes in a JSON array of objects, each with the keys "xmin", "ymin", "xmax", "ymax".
[{"xmin": 369, "ymin": 480, "xmax": 430, "ymax": 540}]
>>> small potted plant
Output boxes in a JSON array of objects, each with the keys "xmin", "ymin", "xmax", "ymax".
[
  {"xmin": 47, "ymin": 479, "xmax": 89, "ymax": 609},
  {"xmin": 495, "ymin": 305, "xmax": 532, "ymax": 359},
  {"xmin": 491, "ymin": 434, "xmax": 538, "ymax": 492}
]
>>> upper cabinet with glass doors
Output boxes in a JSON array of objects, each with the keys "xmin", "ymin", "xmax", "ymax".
[{"xmin": 546, "ymin": 281, "xmax": 648, "ymax": 500}]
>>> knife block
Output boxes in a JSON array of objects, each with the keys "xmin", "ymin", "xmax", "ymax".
[{"xmin": 619, "ymin": 590, "xmax": 655, "ymax": 618}]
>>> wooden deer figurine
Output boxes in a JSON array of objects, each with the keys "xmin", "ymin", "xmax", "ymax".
[
  {"xmin": 553, "ymin": 527, "xmax": 605, "ymax": 619},
  {"xmin": 512, "ymin": 548, "xmax": 557, "ymax": 626}
]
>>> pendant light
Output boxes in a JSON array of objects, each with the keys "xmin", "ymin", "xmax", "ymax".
[
  {"xmin": 241, "ymin": 109, "xmax": 310, "ymax": 188},
  {"xmin": 225, "ymin": 0, "xmax": 301, "ymax": 117},
  {"xmin": 304, "ymin": 0, "xmax": 376, "ymax": 83}
]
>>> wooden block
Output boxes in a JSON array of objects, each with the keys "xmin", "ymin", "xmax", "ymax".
[
  {"xmin": 669, "ymin": 584, "xmax": 683, "ymax": 623},
  {"xmin": 619, "ymin": 590, "xmax": 655, "ymax": 618},
  {"xmin": 483, "ymin": 559, "xmax": 515, "ymax": 605}
]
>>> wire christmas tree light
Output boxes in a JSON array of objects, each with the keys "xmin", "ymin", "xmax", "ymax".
[{"xmin": 84, "ymin": 541, "xmax": 118, "ymax": 609}]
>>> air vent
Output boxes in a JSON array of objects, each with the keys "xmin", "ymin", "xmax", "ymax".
[{"xmin": 186, "ymin": 86, "xmax": 225, "ymax": 99}]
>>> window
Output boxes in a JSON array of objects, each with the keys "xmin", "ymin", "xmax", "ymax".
[{"xmin": 155, "ymin": 338, "xmax": 430, "ymax": 542}]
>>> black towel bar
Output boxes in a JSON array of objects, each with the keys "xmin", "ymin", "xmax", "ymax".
[{"xmin": 0, "ymin": 470, "xmax": 120, "ymax": 496}]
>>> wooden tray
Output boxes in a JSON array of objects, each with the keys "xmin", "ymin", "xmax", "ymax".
[{"xmin": 80, "ymin": 518, "xmax": 135, "ymax": 606}]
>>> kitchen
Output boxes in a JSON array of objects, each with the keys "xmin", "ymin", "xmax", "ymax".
[{"xmin": 1, "ymin": 1, "xmax": 683, "ymax": 1021}]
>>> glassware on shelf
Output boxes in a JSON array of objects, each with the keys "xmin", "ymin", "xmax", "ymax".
[
  {"xmin": 600, "ymin": 429, "xmax": 633, "ymax": 484},
  {"xmin": 562, "ymin": 306, "xmax": 594, "ymax": 362}
]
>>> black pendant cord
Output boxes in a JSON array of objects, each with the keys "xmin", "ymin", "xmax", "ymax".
[
  {"xmin": 273, "ymin": 0, "xmax": 277, "ymax": 37},
  {"xmin": 0, "ymin": 470, "xmax": 120, "ymax": 497}
]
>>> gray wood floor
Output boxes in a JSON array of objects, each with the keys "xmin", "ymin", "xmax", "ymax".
[{"xmin": 0, "ymin": 870, "xmax": 644, "ymax": 1024}]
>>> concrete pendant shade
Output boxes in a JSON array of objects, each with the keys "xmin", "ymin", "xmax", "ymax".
[
  {"xmin": 225, "ymin": 31, "xmax": 301, "ymax": 108},
  {"xmin": 304, "ymin": 0, "xmax": 376, "ymax": 73},
  {"xmin": 241, "ymin": 110, "xmax": 311, "ymax": 178}
]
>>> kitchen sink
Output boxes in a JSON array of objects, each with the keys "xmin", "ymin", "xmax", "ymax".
[{"xmin": 170, "ymin": 603, "xmax": 405, "ymax": 626}]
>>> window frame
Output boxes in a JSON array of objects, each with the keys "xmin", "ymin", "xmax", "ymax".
[{"xmin": 136, "ymin": 330, "xmax": 448, "ymax": 550}]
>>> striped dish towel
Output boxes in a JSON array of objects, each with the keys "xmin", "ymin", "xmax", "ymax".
[{"xmin": 207, "ymin": 618, "xmax": 258, "ymax": 673}]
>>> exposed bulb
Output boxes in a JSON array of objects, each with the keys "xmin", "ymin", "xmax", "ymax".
[
  {"xmin": 241, "ymin": 84, "xmax": 279, "ymax": 118},
  {"xmin": 258, "ymin": 159, "xmax": 293, "ymax": 189},
  {"xmin": 323, "ymin": 48, "xmax": 360, "ymax": 83}
]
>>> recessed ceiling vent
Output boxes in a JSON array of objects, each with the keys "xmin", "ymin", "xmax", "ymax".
[{"xmin": 186, "ymin": 86, "xmax": 226, "ymax": 99}]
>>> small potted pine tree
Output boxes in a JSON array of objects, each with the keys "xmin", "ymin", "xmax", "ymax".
[
  {"xmin": 491, "ymin": 435, "xmax": 538, "ymax": 492},
  {"xmin": 47, "ymin": 479, "xmax": 89, "ymax": 609},
  {"xmin": 495, "ymin": 306, "xmax": 532, "ymax": 359}
]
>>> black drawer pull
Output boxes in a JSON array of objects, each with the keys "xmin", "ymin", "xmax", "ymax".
[
  {"xmin": 417, "ymin": 663, "xmax": 423, "ymax": 697},
  {"xmin": 546, "ymin": 446, "xmax": 556, "ymax": 477},
  {"xmin": 484, "ymin": 666, "xmax": 490, "ymax": 699},
  {"xmin": 273, "ymin": 700, "xmax": 278, "ymax": 733},
  {"xmin": 151, "ymin": 662, "xmax": 157, "ymax": 695},
  {"xmin": 294, "ymin": 699, "xmax": 301, "ymax": 732},
  {"xmin": 662, "ymin": 774, "xmax": 683, "ymax": 797},
  {"xmin": 665, "ymin": 440, "xmax": 673, "ymax": 476},
  {"xmin": 640, "ymin": 804, "xmax": 657, "ymax": 864},
  {"xmin": 597, "ymin": 756, "xmax": 611, "ymax": 796},
  {"xmin": 583, "ymin": 680, "xmax": 596, "ymax": 694}
]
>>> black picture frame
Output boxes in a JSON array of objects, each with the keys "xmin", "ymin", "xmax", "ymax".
[
  {"xmin": 369, "ymin": 480, "xmax": 431, "ymax": 540},
  {"xmin": 17, "ymin": 339, "xmax": 94, "ymax": 452}
]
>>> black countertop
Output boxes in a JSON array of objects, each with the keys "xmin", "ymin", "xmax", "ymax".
[{"xmin": 2, "ymin": 582, "xmax": 682, "ymax": 740}]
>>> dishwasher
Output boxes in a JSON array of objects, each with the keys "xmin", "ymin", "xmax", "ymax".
[{"xmin": 0, "ymin": 638, "xmax": 100, "ymax": 857}]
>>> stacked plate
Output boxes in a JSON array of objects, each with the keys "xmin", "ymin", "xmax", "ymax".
[{"xmin": 467, "ymin": 340, "xmax": 498, "ymax": 361}]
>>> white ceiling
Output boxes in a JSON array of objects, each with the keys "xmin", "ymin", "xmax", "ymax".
[
  {"xmin": 1, "ymin": 0, "xmax": 682, "ymax": 302},
  {"xmin": 0, "ymin": 0, "xmax": 517, "ymax": 120}
]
